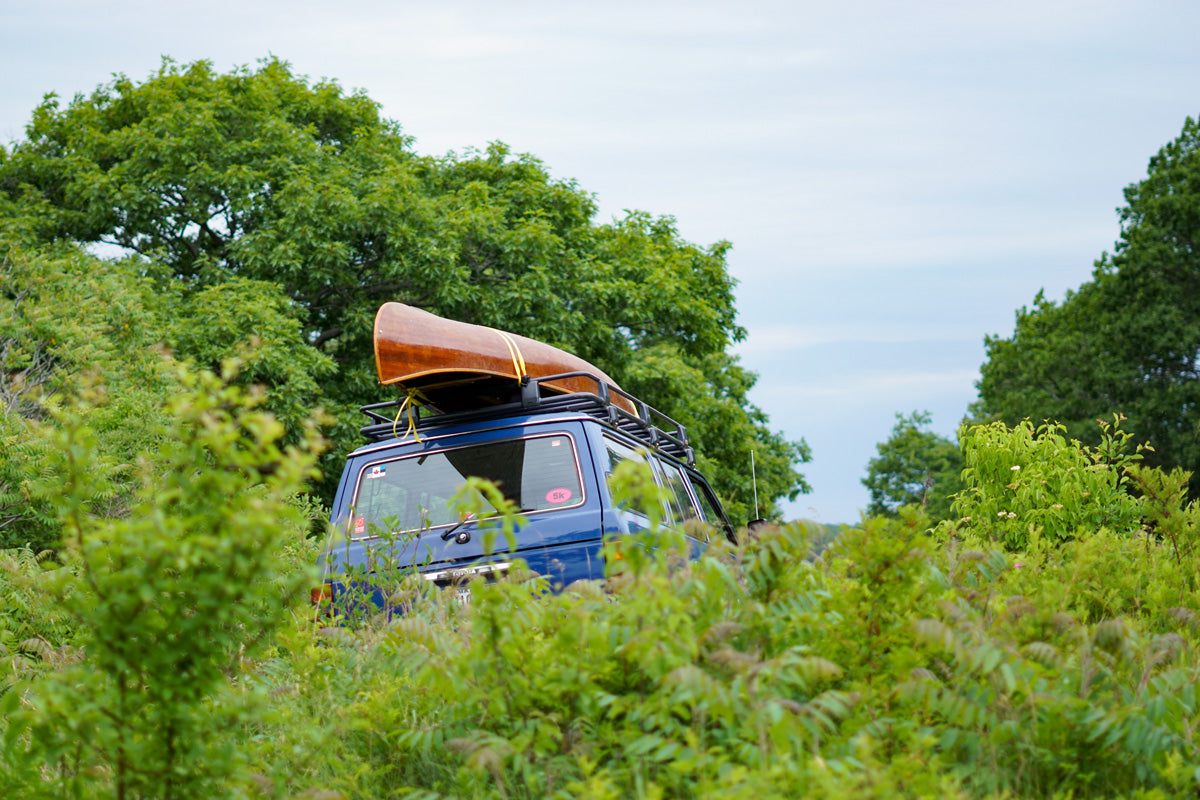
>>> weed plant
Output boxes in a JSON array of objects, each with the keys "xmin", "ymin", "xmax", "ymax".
[
  {"xmin": 7, "ymin": 403, "xmax": 1200, "ymax": 798},
  {"xmin": 241, "ymin": 421, "xmax": 1200, "ymax": 799},
  {"xmin": 1, "ymin": 361, "xmax": 323, "ymax": 799}
]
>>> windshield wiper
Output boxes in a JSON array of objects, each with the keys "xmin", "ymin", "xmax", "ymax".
[
  {"xmin": 439, "ymin": 506, "xmax": 534, "ymax": 545},
  {"xmin": 440, "ymin": 512, "xmax": 476, "ymax": 544}
]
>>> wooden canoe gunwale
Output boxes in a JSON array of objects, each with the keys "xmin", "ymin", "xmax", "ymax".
[{"xmin": 378, "ymin": 367, "xmax": 514, "ymax": 387}]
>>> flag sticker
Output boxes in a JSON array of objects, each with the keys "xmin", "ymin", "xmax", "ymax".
[{"xmin": 366, "ymin": 464, "xmax": 387, "ymax": 479}]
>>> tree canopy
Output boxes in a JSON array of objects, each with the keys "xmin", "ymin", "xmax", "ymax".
[
  {"xmin": 976, "ymin": 115, "xmax": 1200, "ymax": 491},
  {"xmin": 0, "ymin": 57, "xmax": 808, "ymax": 526},
  {"xmin": 862, "ymin": 411, "xmax": 963, "ymax": 522},
  {"xmin": 0, "ymin": 229, "xmax": 332, "ymax": 550}
]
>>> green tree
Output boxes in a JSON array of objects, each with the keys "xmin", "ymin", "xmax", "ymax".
[
  {"xmin": 977, "ymin": 115, "xmax": 1200, "ymax": 491},
  {"xmin": 162, "ymin": 277, "xmax": 336, "ymax": 439},
  {"xmin": 862, "ymin": 411, "xmax": 963, "ymax": 521},
  {"xmin": 6, "ymin": 364, "xmax": 321, "ymax": 798},
  {"xmin": 0, "ymin": 57, "xmax": 808, "ymax": 522},
  {"xmin": 0, "ymin": 239, "xmax": 332, "ymax": 549},
  {"xmin": 1, "ymin": 245, "xmax": 175, "ymax": 550}
]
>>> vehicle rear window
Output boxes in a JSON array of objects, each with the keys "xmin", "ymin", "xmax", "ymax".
[{"xmin": 351, "ymin": 433, "xmax": 583, "ymax": 538}]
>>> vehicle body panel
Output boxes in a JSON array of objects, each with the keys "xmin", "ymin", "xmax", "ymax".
[{"xmin": 319, "ymin": 384, "xmax": 732, "ymax": 606}]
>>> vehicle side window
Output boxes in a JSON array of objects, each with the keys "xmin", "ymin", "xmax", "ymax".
[
  {"xmin": 603, "ymin": 437, "xmax": 706, "ymax": 533},
  {"xmin": 689, "ymin": 476, "xmax": 734, "ymax": 541},
  {"xmin": 655, "ymin": 458, "xmax": 699, "ymax": 524},
  {"xmin": 604, "ymin": 437, "xmax": 643, "ymax": 471},
  {"xmin": 603, "ymin": 437, "xmax": 655, "ymax": 516}
]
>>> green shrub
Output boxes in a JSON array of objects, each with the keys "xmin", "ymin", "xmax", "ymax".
[
  {"xmin": 11, "ymin": 379, "xmax": 1200, "ymax": 798},
  {"xmin": 2, "ymin": 361, "xmax": 323, "ymax": 799},
  {"xmin": 900, "ymin": 531, "xmax": 1200, "ymax": 798},
  {"xmin": 953, "ymin": 417, "xmax": 1147, "ymax": 550},
  {"xmin": 246, "ymin": 478, "xmax": 960, "ymax": 798},
  {"xmin": 236, "ymin": 459, "xmax": 1200, "ymax": 798},
  {"xmin": 0, "ymin": 245, "xmax": 178, "ymax": 551}
]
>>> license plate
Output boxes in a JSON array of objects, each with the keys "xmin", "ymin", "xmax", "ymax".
[{"xmin": 424, "ymin": 561, "xmax": 510, "ymax": 604}]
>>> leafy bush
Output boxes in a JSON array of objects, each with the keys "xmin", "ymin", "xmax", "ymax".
[
  {"xmin": 0, "ymin": 242, "xmax": 337, "ymax": 552},
  {"xmin": 7, "ymin": 350, "xmax": 1200, "ymax": 798},
  {"xmin": 2, "ymin": 362, "xmax": 323, "ymax": 799},
  {"xmin": 215, "ymin": 438, "xmax": 1200, "ymax": 798},
  {"xmin": 241, "ymin": 489, "xmax": 969, "ymax": 798},
  {"xmin": 953, "ymin": 417, "xmax": 1147, "ymax": 550},
  {"xmin": 0, "ymin": 546, "xmax": 82, "ymax": 691},
  {"xmin": 0, "ymin": 245, "xmax": 175, "ymax": 550}
]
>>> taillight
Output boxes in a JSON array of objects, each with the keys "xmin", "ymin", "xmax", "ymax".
[{"xmin": 310, "ymin": 583, "xmax": 332, "ymax": 606}]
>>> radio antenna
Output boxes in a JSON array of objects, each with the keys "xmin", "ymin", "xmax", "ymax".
[{"xmin": 751, "ymin": 449, "xmax": 760, "ymax": 519}]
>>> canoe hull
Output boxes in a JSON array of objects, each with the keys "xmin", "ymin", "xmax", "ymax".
[{"xmin": 374, "ymin": 303, "xmax": 624, "ymax": 413}]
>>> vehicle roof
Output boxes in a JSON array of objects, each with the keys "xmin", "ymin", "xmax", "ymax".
[
  {"xmin": 357, "ymin": 373, "xmax": 696, "ymax": 466},
  {"xmin": 347, "ymin": 410, "xmax": 601, "ymax": 458}
]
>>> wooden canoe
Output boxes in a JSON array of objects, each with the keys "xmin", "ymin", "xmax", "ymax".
[{"xmin": 374, "ymin": 302, "xmax": 629, "ymax": 413}]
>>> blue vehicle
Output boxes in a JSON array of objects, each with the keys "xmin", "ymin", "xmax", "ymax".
[{"xmin": 317, "ymin": 373, "xmax": 733, "ymax": 607}]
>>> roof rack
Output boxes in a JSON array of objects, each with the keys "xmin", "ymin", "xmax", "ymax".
[{"xmin": 359, "ymin": 371, "xmax": 695, "ymax": 465}]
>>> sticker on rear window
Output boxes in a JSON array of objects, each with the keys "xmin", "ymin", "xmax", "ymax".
[
  {"xmin": 354, "ymin": 517, "xmax": 366, "ymax": 535},
  {"xmin": 366, "ymin": 464, "xmax": 387, "ymax": 479},
  {"xmin": 545, "ymin": 487, "xmax": 573, "ymax": 504}
]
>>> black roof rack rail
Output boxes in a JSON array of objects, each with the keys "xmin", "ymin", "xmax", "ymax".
[{"xmin": 358, "ymin": 372, "xmax": 695, "ymax": 465}]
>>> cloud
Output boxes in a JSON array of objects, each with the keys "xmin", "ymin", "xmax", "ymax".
[
  {"xmin": 734, "ymin": 322, "xmax": 983, "ymax": 355},
  {"xmin": 756, "ymin": 368, "xmax": 982, "ymax": 402}
]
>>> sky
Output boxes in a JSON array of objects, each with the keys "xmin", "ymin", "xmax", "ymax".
[{"xmin": 4, "ymin": 1, "xmax": 1200, "ymax": 523}]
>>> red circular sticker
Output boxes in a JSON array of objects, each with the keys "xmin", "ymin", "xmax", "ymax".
[{"xmin": 544, "ymin": 487, "xmax": 573, "ymax": 504}]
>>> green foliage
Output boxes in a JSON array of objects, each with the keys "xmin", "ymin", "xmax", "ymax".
[
  {"xmin": 952, "ymin": 417, "xmax": 1147, "ymax": 550},
  {"xmin": 0, "ymin": 546, "xmax": 81, "ymax": 693},
  {"xmin": 904, "ymin": 597, "xmax": 1200, "ymax": 796},
  {"xmin": 977, "ymin": 115, "xmax": 1200, "ymax": 494},
  {"xmin": 0, "ymin": 240, "xmax": 332, "ymax": 550},
  {"xmin": 4, "ymin": 362, "xmax": 323, "ymax": 799},
  {"xmin": 10, "ymin": 391, "xmax": 1200, "ymax": 798},
  {"xmin": 1, "ymin": 57, "xmax": 387, "ymax": 274},
  {"xmin": 820, "ymin": 508, "xmax": 941, "ymax": 684},
  {"xmin": 0, "ymin": 245, "xmax": 176, "ymax": 550},
  {"xmin": 1125, "ymin": 463, "xmax": 1200, "ymax": 601},
  {"xmin": 309, "ymin": 511, "xmax": 867, "ymax": 797},
  {"xmin": 863, "ymin": 411, "xmax": 964, "ymax": 521},
  {"xmin": 0, "ymin": 412, "xmax": 54, "ymax": 549},
  {"xmin": 243, "ymin": 459, "xmax": 1200, "ymax": 798},
  {"xmin": 163, "ymin": 276, "xmax": 336, "ymax": 439},
  {"xmin": 0, "ymin": 57, "xmax": 808, "ymax": 523}
]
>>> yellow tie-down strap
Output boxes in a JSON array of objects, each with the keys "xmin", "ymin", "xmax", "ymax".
[
  {"xmin": 392, "ymin": 386, "xmax": 431, "ymax": 442},
  {"xmin": 492, "ymin": 328, "xmax": 528, "ymax": 379}
]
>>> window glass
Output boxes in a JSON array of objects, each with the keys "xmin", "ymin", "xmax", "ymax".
[
  {"xmin": 657, "ymin": 459, "xmax": 699, "ymax": 524},
  {"xmin": 690, "ymin": 477, "xmax": 723, "ymax": 524},
  {"xmin": 604, "ymin": 437, "xmax": 645, "ymax": 472},
  {"xmin": 603, "ymin": 436, "xmax": 656, "ymax": 518},
  {"xmin": 351, "ymin": 434, "xmax": 582, "ymax": 538},
  {"xmin": 603, "ymin": 437, "xmax": 702, "ymax": 528},
  {"xmin": 689, "ymin": 476, "xmax": 733, "ymax": 541}
]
